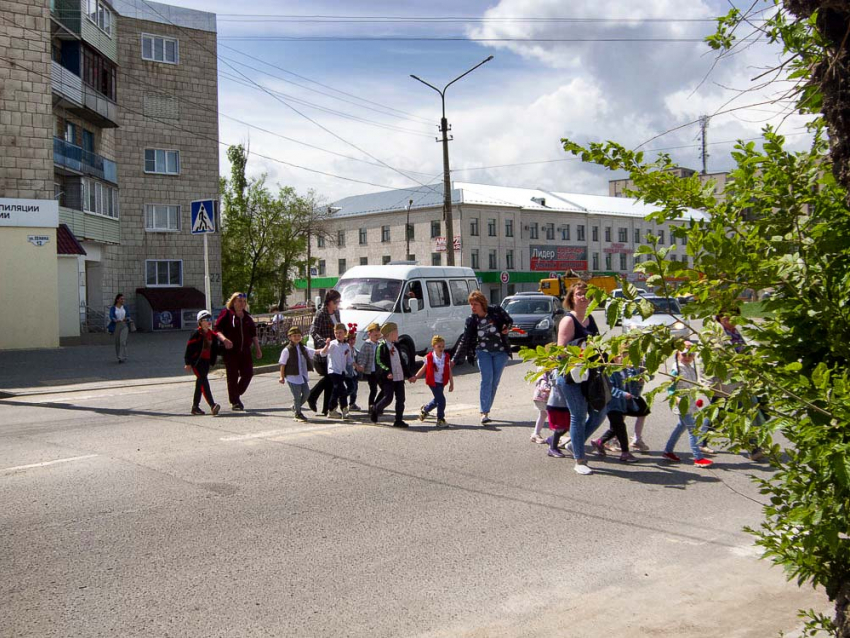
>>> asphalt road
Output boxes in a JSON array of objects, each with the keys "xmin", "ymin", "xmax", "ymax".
[{"xmin": 0, "ymin": 347, "xmax": 825, "ymax": 637}]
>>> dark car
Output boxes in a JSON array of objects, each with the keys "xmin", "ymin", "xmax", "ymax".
[{"xmin": 500, "ymin": 292, "xmax": 565, "ymax": 347}]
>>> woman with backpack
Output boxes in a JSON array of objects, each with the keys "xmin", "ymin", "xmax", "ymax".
[{"xmin": 554, "ymin": 282, "xmax": 609, "ymax": 475}]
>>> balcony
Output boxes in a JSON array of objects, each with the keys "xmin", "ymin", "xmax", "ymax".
[
  {"xmin": 50, "ymin": 0, "xmax": 81, "ymax": 39},
  {"xmin": 54, "ymin": 137, "xmax": 118, "ymax": 185},
  {"xmin": 51, "ymin": 60, "xmax": 83, "ymax": 107},
  {"xmin": 56, "ymin": 178, "xmax": 120, "ymax": 245}
]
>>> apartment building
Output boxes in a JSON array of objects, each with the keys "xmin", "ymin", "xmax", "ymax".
[
  {"xmin": 609, "ymin": 166, "xmax": 730, "ymax": 201},
  {"xmin": 0, "ymin": 0, "xmax": 221, "ymax": 349},
  {"xmin": 301, "ymin": 182, "xmax": 707, "ymax": 306}
]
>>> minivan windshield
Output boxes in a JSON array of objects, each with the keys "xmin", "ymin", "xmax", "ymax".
[
  {"xmin": 501, "ymin": 298, "xmax": 553, "ymax": 315},
  {"xmin": 335, "ymin": 278, "xmax": 402, "ymax": 311},
  {"xmin": 647, "ymin": 298, "xmax": 682, "ymax": 314}
]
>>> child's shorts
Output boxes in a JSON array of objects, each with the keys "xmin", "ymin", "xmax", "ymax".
[
  {"xmin": 548, "ymin": 407, "xmax": 571, "ymax": 430},
  {"xmin": 534, "ymin": 400, "xmax": 547, "ymax": 413}
]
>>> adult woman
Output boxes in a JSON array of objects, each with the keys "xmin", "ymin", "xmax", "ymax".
[
  {"xmin": 451, "ymin": 290, "xmax": 513, "ymax": 424},
  {"xmin": 555, "ymin": 282, "xmax": 606, "ymax": 475},
  {"xmin": 108, "ymin": 293, "xmax": 131, "ymax": 363},
  {"xmin": 215, "ymin": 292, "xmax": 261, "ymax": 411},
  {"xmin": 307, "ymin": 290, "xmax": 342, "ymax": 416}
]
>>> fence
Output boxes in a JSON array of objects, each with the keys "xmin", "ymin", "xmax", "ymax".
[{"xmin": 255, "ymin": 312, "xmax": 314, "ymax": 346}]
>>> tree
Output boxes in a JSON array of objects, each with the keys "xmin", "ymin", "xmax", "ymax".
[{"xmin": 522, "ymin": 3, "xmax": 850, "ymax": 635}]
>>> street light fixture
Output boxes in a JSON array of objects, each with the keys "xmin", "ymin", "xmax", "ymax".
[{"xmin": 411, "ymin": 55, "xmax": 494, "ymax": 267}]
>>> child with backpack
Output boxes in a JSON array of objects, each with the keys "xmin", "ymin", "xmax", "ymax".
[
  {"xmin": 413, "ymin": 335, "xmax": 454, "ymax": 427},
  {"xmin": 531, "ymin": 368, "xmax": 552, "ymax": 444},
  {"xmin": 184, "ymin": 310, "xmax": 232, "ymax": 416},
  {"xmin": 663, "ymin": 343, "xmax": 714, "ymax": 468}
]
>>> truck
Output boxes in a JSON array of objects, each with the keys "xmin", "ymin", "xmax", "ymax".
[{"xmin": 537, "ymin": 270, "xmax": 618, "ymax": 298}]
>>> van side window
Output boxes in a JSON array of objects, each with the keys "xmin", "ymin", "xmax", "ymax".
[
  {"xmin": 426, "ymin": 280, "xmax": 450, "ymax": 308},
  {"xmin": 402, "ymin": 280, "xmax": 424, "ymax": 313},
  {"xmin": 449, "ymin": 279, "xmax": 469, "ymax": 305}
]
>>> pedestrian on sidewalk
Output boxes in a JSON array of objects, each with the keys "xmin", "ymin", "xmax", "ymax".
[
  {"xmin": 184, "ymin": 310, "xmax": 232, "ymax": 416},
  {"xmin": 355, "ymin": 322, "xmax": 381, "ymax": 411},
  {"xmin": 215, "ymin": 292, "xmax": 262, "ymax": 411},
  {"xmin": 662, "ymin": 344, "xmax": 713, "ymax": 468},
  {"xmin": 451, "ymin": 290, "xmax": 513, "ymax": 425},
  {"xmin": 413, "ymin": 335, "xmax": 454, "ymax": 427},
  {"xmin": 370, "ymin": 322, "xmax": 415, "ymax": 428},
  {"xmin": 307, "ymin": 290, "xmax": 341, "ymax": 417},
  {"xmin": 108, "ymin": 293, "xmax": 132, "ymax": 363},
  {"xmin": 278, "ymin": 325, "xmax": 314, "ymax": 422}
]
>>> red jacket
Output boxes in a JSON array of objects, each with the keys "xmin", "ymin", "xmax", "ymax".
[{"xmin": 424, "ymin": 351, "xmax": 452, "ymax": 387}]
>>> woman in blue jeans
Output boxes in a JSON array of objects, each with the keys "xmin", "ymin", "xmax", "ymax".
[
  {"xmin": 451, "ymin": 290, "xmax": 513, "ymax": 424},
  {"xmin": 556, "ymin": 282, "xmax": 606, "ymax": 475}
]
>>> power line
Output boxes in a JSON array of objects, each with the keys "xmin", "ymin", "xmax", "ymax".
[
  {"xmin": 219, "ymin": 36, "xmax": 717, "ymax": 43},
  {"xmin": 216, "ymin": 15, "xmax": 727, "ymax": 23}
]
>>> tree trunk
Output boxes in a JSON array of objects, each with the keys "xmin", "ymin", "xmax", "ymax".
[{"xmin": 836, "ymin": 580, "xmax": 850, "ymax": 637}]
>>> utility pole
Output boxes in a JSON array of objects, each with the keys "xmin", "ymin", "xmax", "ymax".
[
  {"xmin": 411, "ymin": 56, "xmax": 493, "ymax": 267},
  {"xmin": 405, "ymin": 198, "xmax": 413, "ymax": 259},
  {"xmin": 698, "ymin": 115, "xmax": 710, "ymax": 175},
  {"xmin": 305, "ymin": 203, "xmax": 313, "ymax": 305}
]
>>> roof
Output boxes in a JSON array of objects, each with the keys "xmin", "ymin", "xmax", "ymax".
[
  {"xmin": 339, "ymin": 265, "xmax": 476, "ymax": 280},
  {"xmin": 56, "ymin": 224, "xmax": 86, "ymax": 256},
  {"xmin": 330, "ymin": 181, "xmax": 708, "ymax": 221},
  {"xmin": 136, "ymin": 287, "xmax": 206, "ymax": 311},
  {"xmin": 111, "ymin": 0, "xmax": 217, "ymax": 33}
]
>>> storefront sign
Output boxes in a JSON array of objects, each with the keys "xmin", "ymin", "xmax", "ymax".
[
  {"xmin": 529, "ymin": 245, "xmax": 588, "ymax": 271},
  {"xmin": 435, "ymin": 236, "xmax": 462, "ymax": 252},
  {"xmin": 0, "ymin": 199, "xmax": 58, "ymax": 228},
  {"xmin": 603, "ymin": 243, "xmax": 632, "ymax": 254}
]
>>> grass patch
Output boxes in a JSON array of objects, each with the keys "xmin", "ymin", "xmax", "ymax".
[{"xmin": 256, "ymin": 343, "xmax": 284, "ymax": 366}]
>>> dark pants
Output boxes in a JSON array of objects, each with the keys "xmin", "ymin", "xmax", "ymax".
[
  {"xmin": 327, "ymin": 373, "xmax": 349, "ymax": 410},
  {"xmin": 192, "ymin": 359, "xmax": 214, "ymax": 408},
  {"xmin": 423, "ymin": 383, "xmax": 446, "ymax": 419},
  {"xmin": 364, "ymin": 373, "xmax": 380, "ymax": 407},
  {"xmin": 345, "ymin": 375, "xmax": 358, "ymax": 404},
  {"xmin": 599, "ymin": 410, "xmax": 629, "ymax": 452},
  {"xmin": 224, "ymin": 350, "xmax": 253, "ymax": 405},
  {"xmin": 550, "ymin": 429, "xmax": 568, "ymax": 451},
  {"xmin": 308, "ymin": 375, "xmax": 333, "ymax": 413},
  {"xmin": 375, "ymin": 379, "xmax": 406, "ymax": 422}
]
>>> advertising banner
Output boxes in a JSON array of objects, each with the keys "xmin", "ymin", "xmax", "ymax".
[
  {"xmin": 153, "ymin": 310, "xmax": 181, "ymax": 331},
  {"xmin": 529, "ymin": 245, "xmax": 588, "ymax": 271}
]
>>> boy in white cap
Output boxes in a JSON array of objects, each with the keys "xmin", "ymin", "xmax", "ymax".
[
  {"xmin": 370, "ymin": 322, "xmax": 415, "ymax": 427},
  {"xmin": 184, "ymin": 310, "xmax": 232, "ymax": 415}
]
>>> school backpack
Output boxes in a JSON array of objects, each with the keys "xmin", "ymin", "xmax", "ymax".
[
  {"xmin": 583, "ymin": 367, "xmax": 612, "ymax": 411},
  {"xmin": 532, "ymin": 372, "xmax": 552, "ymax": 402}
]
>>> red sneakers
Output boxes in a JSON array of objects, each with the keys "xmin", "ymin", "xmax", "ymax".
[
  {"xmin": 661, "ymin": 452, "xmax": 682, "ymax": 462},
  {"xmin": 694, "ymin": 458, "xmax": 715, "ymax": 468}
]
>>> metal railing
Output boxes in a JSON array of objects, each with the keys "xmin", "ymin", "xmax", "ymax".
[
  {"xmin": 53, "ymin": 137, "xmax": 118, "ymax": 184},
  {"xmin": 51, "ymin": 60, "xmax": 83, "ymax": 105}
]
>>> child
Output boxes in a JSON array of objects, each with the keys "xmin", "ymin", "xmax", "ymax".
[
  {"xmin": 355, "ymin": 322, "xmax": 381, "ymax": 411},
  {"xmin": 321, "ymin": 323, "xmax": 352, "ymax": 419},
  {"xmin": 278, "ymin": 325, "xmax": 315, "ymax": 422},
  {"xmin": 345, "ymin": 327, "xmax": 361, "ymax": 410},
  {"xmin": 370, "ymin": 322, "xmax": 414, "ymax": 428},
  {"xmin": 530, "ymin": 368, "xmax": 552, "ymax": 444},
  {"xmin": 628, "ymin": 366, "xmax": 652, "ymax": 452},
  {"xmin": 545, "ymin": 372, "xmax": 572, "ymax": 459},
  {"xmin": 183, "ymin": 310, "xmax": 232, "ymax": 416},
  {"xmin": 663, "ymin": 343, "xmax": 713, "ymax": 467},
  {"xmin": 413, "ymin": 335, "xmax": 454, "ymax": 427},
  {"xmin": 591, "ymin": 357, "xmax": 639, "ymax": 463}
]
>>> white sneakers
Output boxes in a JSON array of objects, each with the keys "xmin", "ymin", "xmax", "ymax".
[{"xmin": 574, "ymin": 463, "xmax": 593, "ymax": 475}]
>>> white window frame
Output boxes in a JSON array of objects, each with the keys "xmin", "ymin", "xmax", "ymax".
[
  {"xmin": 144, "ymin": 148, "xmax": 180, "ymax": 175},
  {"xmin": 145, "ymin": 204, "xmax": 180, "ymax": 232},
  {"xmin": 82, "ymin": 178, "xmax": 119, "ymax": 219},
  {"xmin": 141, "ymin": 33, "xmax": 179, "ymax": 64},
  {"xmin": 86, "ymin": 0, "xmax": 113, "ymax": 37},
  {"xmin": 145, "ymin": 259, "xmax": 183, "ymax": 287}
]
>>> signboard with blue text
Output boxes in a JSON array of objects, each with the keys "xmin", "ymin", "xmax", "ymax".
[{"xmin": 190, "ymin": 199, "xmax": 216, "ymax": 234}]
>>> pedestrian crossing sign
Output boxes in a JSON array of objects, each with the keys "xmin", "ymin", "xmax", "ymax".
[{"xmin": 191, "ymin": 199, "xmax": 216, "ymax": 234}]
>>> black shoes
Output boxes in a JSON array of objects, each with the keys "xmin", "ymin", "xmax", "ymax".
[
  {"xmin": 231, "ymin": 401, "xmax": 244, "ymax": 411},
  {"xmin": 392, "ymin": 421, "xmax": 410, "ymax": 428},
  {"xmin": 307, "ymin": 397, "xmax": 318, "ymax": 412},
  {"xmin": 191, "ymin": 406, "xmax": 205, "ymax": 416}
]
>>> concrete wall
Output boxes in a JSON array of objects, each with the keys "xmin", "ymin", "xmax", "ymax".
[
  {"xmin": 58, "ymin": 254, "xmax": 81, "ymax": 337},
  {"xmin": 0, "ymin": 227, "xmax": 59, "ymax": 348}
]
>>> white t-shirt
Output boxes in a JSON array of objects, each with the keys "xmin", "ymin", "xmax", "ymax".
[
  {"xmin": 326, "ymin": 340, "xmax": 351, "ymax": 375},
  {"xmin": 114, "ymin": 307, "xmax": 126, "ymax": 322},
  {"xmin": 432, "ymin": 352, "xmax": 446, "ymax": 384},
  {"xmin": 279, "ymin": 344, "xmax": 316, "ymax": 385}
]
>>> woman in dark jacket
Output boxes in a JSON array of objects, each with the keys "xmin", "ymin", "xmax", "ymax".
[
  {"xmin": 451, "ymin": 290, "xmax": 513, "ymax": 425},
  {"xmin": 214, "ymin": 292, "xmax": 262, "ymax": 411},
  {"xmin": 306, "ymin": 290, "xmax": 342, "ymax": 416}
]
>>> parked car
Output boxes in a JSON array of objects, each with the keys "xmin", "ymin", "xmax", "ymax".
[
  {"xmin": 605, "ymin": 288, "xmax": 650, "ymax": 325},
  {"xmin": 500, "ymin": 292, "xmax": 565, "ymax": 347},
  {"xmin": 621, "ymin": 295, "xmax": 688, "ymax": 339}
]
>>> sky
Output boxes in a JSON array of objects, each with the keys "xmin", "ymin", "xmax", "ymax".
[{"xmin": 159, "ymin": 0, "xmax": 812, "ymax": 204}]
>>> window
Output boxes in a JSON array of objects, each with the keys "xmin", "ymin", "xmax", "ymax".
[
  {"xmin": 359, "ymin": 257, "xmax": 368, "ymax": 266},
  {"xmin": 86, "ymin": 0, "xmax": 113, "ymax": 36},
  {"xmin": 144, "ymin": 149, "xmax": 179, "ymax": 175},
  {"xmin": 318, "ymin": 260, "xmax": 326, "ymax": 276},
  {"xmin": 83, "ymin": 47, "xmax": 117, "ymax": 100},
  {"xmin": 431, "ymin": 253, "xmax": 441, "ymax": 266},
  {"xmin": 338, "ymin": 259, "xmax": 347, "ymax": 275},
  {"xmin": 592, "ymin": 252, "xmax": 599, "ymax": 270},
  {"xmin": 658, "ymin": 229, "xmax": 665, "ymax": 244},
  {"xmin": 427, "ymin": 280, "xmax": 450, "ymax": 308},
  {"xmin": 545, "ymin": 223, "xmax": 555, "ymax": 240},
  {"xmin": 82, "ymin": 129, "xmax": 94, "ymax": 153},
  {"xmin": 145, "ymin": 259, "xmax": 182, "ymax": 287},
  {"xmin": 605, "ymin": 227, "xmax": 612, "ymax": 242},
  {"xmin": 506, "ymin": 249, "xmax": 514, "ymax": 270},
  {"xmin": 317, "ymin": 235, "xmax": 325, "ymax": 248},
  {"xmin": 505, "ymin": 219, "xmax": 513, "ymax": 237},
  {"xmin": 488, "ymin": 218, "xmax": 496, "ymax": 237},
  {"xmin": 381, "ymin": 225, "xmax": 390, "ymax": 242},
  {"xmin": 620, "ymin": 253, "xmax": 627, "ymax": 270},
  {"xmin": 430, "ymin": 220, "xmax": 441, "ymax": 238},
  {"xmin": 670, "ymin": 233, "xmax": 676, "ymax": 245},
  {"xmin": 605, "ymin": 253, "xmax": 612, "ymax": 270},
  {"xmin": 489, "ymin": 288, "xmax": 499, "ymax": 306},
  {"xmin": 407, "ymin": 254, "xmax": 415, "ymax": 262},
  {"xmin": 560, "ymin": 225, "xmax": 570, "ymax": 241},
  {"xmin": 577, "ymin": 225, "xmax": 585, "ymax": 241},
  {"xmin": 634, "ymin": 228, "xmax": 641, "ymax": 244},
  {"xmin": 681, "ymin": 233, "xmax": 688, "ymax": 246},
  {"xmin": 507, "ymin": 284, "xmax": 516, "ymax": 296},
  {"xmin": 82, "ymin": 178, "xmax": 118, "ymax": 218},
  {"xmin": 142, "ymin": 34, "xmax": 179, "ymax": 64},
  {"xmin": 359, "ymin": 228, "xmax": 367, "ymax": 245},
  {"xmin": 382, "ymin": 255, "xmax": 391, "ymax": 265},
  {"xmin": 619, "ymin": 227, "xmax": 628, "ymax": 242},
  {"xmin": 592, "ymin": 226, "xmax": 599, "ymax": 241},
  {"xmin": 145, "ymin": 204, "xmax": 179, "ymax": 231},
  {"xmin": 449, "ymin": 279, "xmax": 468, "ymax": 305},
  {"xmin": 337, "ymin": 230, "xmax": 345, "ymax": 247},
  {"xmin": 488, "ymin": 250, "xmax": 497, "ymax": 270},
  {"xmin": 529, "ymin": 222, "xmax": 538, "ymax": 239},
  {"xmin": 471, "ymin": 249, "xmax": 479, "ymax": 269},
  {"xmin": 470, "ymin": 218, "xmax": 479, "ymax": 236},
  {"xmin": 64, "ymin": 121, "xmax": 76, "ymax": 144},
  {"xmin": 406, "ymin": 223, "xmax": 414, "ymax": 241}
]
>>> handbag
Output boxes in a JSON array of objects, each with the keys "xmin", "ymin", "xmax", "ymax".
[
  {"xmin": 128, "ymin": 318, "xmax": 136, "ymax": 333},
  {"xmin": 626, "ymin": 395, "xmax": 651, "ymax": 417}
]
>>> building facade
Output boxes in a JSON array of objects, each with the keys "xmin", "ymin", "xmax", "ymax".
[
  {"xmin": 301, "ymin": 182, "xmax": 706, "ymax": 306},
  {"xmin": 609, "ymin": 166, "xmax": 730, "ymax": 201},
  {"xmin": 0, "ymin": 0, "xmax": 221, "ymax": 349}
]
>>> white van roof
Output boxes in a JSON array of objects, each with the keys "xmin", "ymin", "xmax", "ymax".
[{"xmin": 338, "ymin": 264, "xmax": 476, "ymax": 281}]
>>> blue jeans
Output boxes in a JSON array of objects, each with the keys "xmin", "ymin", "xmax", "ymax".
[
  {"xmin": 560, "ymin": 377, "xmax": 609, "ymax": 461},
  {"xmin": 424, "ymin": 383, "xmax": 446, "ymax": 419},
  {"xmin": 287, "ymin": 381, "xmax": 310, "ymax": 413},
  {"xmin": 477, "ymin": 350, "xmax": 509, "ymax": 414},
  {"xmin": 665, "ymin": 412, "xmax": 709, "ymax": 459}
]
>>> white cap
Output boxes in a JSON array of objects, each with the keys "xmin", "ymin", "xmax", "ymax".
[{"xmin": 197, "ymin": 310, "xmax": 212, "ymax": 322}]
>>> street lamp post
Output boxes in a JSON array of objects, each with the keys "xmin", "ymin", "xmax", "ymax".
[{"xmin": 411, "ymin": 55, "xmax": 493, "ymax": 267}]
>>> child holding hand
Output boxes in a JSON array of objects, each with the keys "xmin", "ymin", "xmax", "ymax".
[
  {"xmin": 321, "ymin": 323, "xmax": 353, "ymax": 419},
  {"xmin": 184, "ymin": 310, "xmax": 232, "ymax": 416},
  {"xmin": 413, "ymin": 335, "xmax": 454, "ymax": 427}
]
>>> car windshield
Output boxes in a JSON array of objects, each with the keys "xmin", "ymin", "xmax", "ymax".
[
  {"xmin": 335, "ymin": 278, "xmax": 402, "ymax": 311},
  {"xmin": 648, "ymin": 298, "xmax": 682, "ymax": 314},
  {"xmin": 502, "ymin": 298, "xmax": 552, "ymax": 315}
]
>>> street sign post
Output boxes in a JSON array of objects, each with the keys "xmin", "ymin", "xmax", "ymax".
[
  {"xmin": 500, "ymin": 271, "xmax": 510, "ymax": 284},
  {"xmin": 191, "ymin": 199, "xmax": 216, "ymax": 314}
]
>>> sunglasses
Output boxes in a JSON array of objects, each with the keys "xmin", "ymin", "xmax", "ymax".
[{"xmin": 237, "ymin": 293, "xmax": 247, "ymax": 299}]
